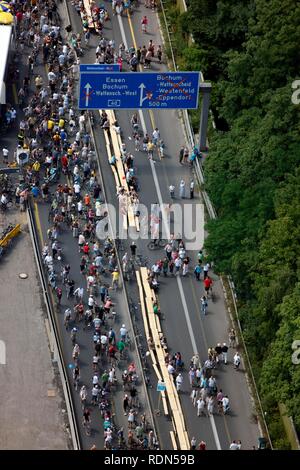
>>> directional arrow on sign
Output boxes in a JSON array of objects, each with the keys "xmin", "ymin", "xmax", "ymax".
[
  {"xmin": 139, "ymin": 83, "xmax": 149, "ymax": 107},
  {"xmin": 84, "ymin": 83, "xmax": 92, "ymax": 107}
]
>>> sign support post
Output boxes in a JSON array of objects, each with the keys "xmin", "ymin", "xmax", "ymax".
[{"xmin": 199, "ymin": 82, "xmax": 212, "ymax": 151}]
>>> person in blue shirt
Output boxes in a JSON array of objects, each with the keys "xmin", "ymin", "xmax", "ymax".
[
  {"xmin": 109, "ymin": 155, "xmax": 117, "ymax": 170},
  {"xmin": 31, "ymin": 184, "xmax": 40, "ymax": 198},
  {"xmin": 194, "ymin": 263, "xmax": 202, "ymax": 281},
  {"xmin": 60, "ymin": 129, "xmax": 67, "ymax": 142}
]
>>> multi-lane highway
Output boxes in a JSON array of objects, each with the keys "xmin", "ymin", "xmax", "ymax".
[
  {"xmin": 0, "ymin": 0, "xmax": 261, "ymax": 450},
  {"xmin": 63, "ymin": 1, "xmax": 260, "ymax": 449}
]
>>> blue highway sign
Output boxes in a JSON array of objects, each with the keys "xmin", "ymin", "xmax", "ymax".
[
  {"xmin": 78, "ymin": 72, "xmax": 200, "ymax": 110},
  {"xmin": 80, "ymin": 64, "xmax": 120, "ymax": 73}
]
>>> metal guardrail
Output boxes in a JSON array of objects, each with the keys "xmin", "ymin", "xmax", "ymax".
[
  {"xmin": 159, "ymin": 0, "xmax": 272, "ymax": 448},
  {"xmin": 27, "ymin": 202, "xmax": 81, "ymax": 450}
]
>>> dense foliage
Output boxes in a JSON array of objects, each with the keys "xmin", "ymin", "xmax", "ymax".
[{"xmin": 164, "ymin": 0, "xmax": 300, "ymax": 447}]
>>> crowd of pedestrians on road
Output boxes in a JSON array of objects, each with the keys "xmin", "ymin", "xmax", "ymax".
[
  {"xmin": 0, "ymin": 0, "xmax": 246, "ymax": 450},
  {"xmin": 0, "ymin": 0, "xmax": 161, "ymax": 450}
]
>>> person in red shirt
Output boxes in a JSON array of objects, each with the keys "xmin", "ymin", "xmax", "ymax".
[
  {"xmin": 83, "ymin": 243, "xmax": 90, "ymax": 255},
  {"xmin": 84, "ymin": 194, "xmax": 90, "ymax": 206},
  {"xmin": 61, "ymin": 154, "xmax": 68, "ymax": 170},
  {"xmin": 16, "ymin": 11, "xmax": 23, "ymax": 23},
  {"xmin": 203, "ymin": 276, "xmax": 213, "ymax": 295},
  {"xmin": 89, "ymin": 263, "xmax": 97, "ymax": 276},
  {"xmin": 198, "ymin": 440, "xmax": 206, "ymax": 450}
]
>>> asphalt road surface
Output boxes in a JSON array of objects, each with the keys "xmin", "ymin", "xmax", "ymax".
[
  {"xmin": 1, "ymin": 1, "xmax": 260, "ymax": 450},
  {"xmin": 69, "ymin": 3, "xmax": 260, "ymax": 450}
]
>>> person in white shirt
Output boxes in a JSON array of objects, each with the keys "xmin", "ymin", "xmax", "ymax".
[
  {"xmin": 74, "ymin": 287, "xmax": 84, "ymax": 303},
  {"xmin": 222, "ymin": 395, "xmax": 230, "ymax": 414},
  {"xmin": 229, "ymin": 440, "xmax": 240, "ymax": 450},
  {"xmin": 78, "ymin": 233, "xmax": 85, "ymax": 249},
  {"xmin": 73, "ymin": 165, "xmax": 80, "ymax": 176},
  {"xmin": 169, "ymin": 184, "xmax": 175, "ymax": 198},
  {"xmin": 203, "ymin": 262, "xmax": 210, "ymax": 279},
  {"xmin": 44, "ymin": 254, "xmax": 53, "ymax": 267},
  {"xmin": 79, "ymin": 113, "xmax": 86, "ymax": 132},
  {"xmin": 152, "ymin": 128, "xmax": 160, "ymax": 145},
  {"xmin": 207, "ymin": 396, "xmax": 214, "ymax": 416},
  {"xmin": 176, "ymin": 373, "xmax": 183, "ymax": 392},
  {"xmin": 48, "ymin": 71, "xmax": 56, "ymax": 83},
  {"xmin": 120, "ymin": 324, "xmax": 127, "ymax": 341},
  {"xmin": 175, "ymin": 257, "xmax": 182, "ymax": 274},
  {"xmin": 167, "ymin": 363, "xmax": 175, "ymax": 375},
  {"xmin": 101, "ymin": 334, "xmax": 108, "ymax": 345},
  {"xmin": 233, "ymin": 352, "xmax": 241, "ymax": 369},
  {"xmin": 108, "ymin": 368, "xmax": 116, "ymax": 383},
  {"xmin": 2, "ymin": 147, "xmax": 9, "ymax": 163},
  {"xmin": 92, "ymin": 374, "xmax": 99, "ymax": 385},
  {"xmin": 196, "ymin": 398, "xmax": 206, "ymax": 417},
  {"xmin": 179, "ymin": 180, "xmax": 185, "ymax": 198},
  {"xmin": 77, "ymin": 200, "xmax": 83, "ymax": 215},
  {"xmin": 88, "ymin": 296, "xmax": 95, "ymax": 310},
  {"xmin": 73, "ymin": 183, "xmax": 81, "ymax": 200}
]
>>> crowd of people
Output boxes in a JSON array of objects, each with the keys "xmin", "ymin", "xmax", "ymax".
[
  {"xmin": 0, "ymin": 0, "xmax": 248, "ymax": 451},
  {"xmin": 0, "ymin": 0, "xmax": 163, "ymax": 450}
]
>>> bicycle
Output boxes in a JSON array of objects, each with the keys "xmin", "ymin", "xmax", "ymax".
[
  {"xmin": 134, "ymin": 254, "xmax": 149, "ymax": 268},
  {"xmin": 147, "ymin": 239, "xmax": 167, "ymax": 250},
  {"xmin": 82, "ymin": 418, "xmax": 91, "ymax": 436},
  {"xmin": 125, "ymin": 333, "xmax": 132, "ymax": 350}
]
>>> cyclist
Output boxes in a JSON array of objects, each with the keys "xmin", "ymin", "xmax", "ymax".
[
  {"xmin": 169, "ymin": 184, "xmax": 175, "ymax": 198},
  {"xmin": 233, "ymin": 352, "xmax": 241, "ymax": 370},
  {"xmin": 130, "ymin": 241, "xmax": 137, "ymax": 258},
  {"xmin": 152, "ymin": 128, "xmax": 160, "ymax": 146},
  {"xmin": 70, "ymin": 327, "xmax": 77, "ymax": 346},
  {"xmin": 64, "ymin": 308, "xmax": 72, "ymax": 330},
  {"xmin": 222, "ymin": 395, "xmax": 230, "ymax": 414},
  {"xmin": 141, "ymin": 15, "xmax": 148, "ymax": 33},
  {"xmin": 82, "ymin": 408, "xmax": 91, "ymax": 435},
  {"xmin": 79, "ymin": 385, "xmax": 87, "ymax": 408},
  {"xmin": 203, "ymin": 276, "xmax": 213, "ymax": 297},
  {"xmin": 159, "ymin": 139, "xmax": 165, "ymax": 157},
  {"xmin": 73, "ymin": 365, "xmax": 80, "ymax": 390},
  {"xmin": 0, "ymin": 193, "xmax": 8, "ymax": 210},
  {"xmin": 200, "ymin": 296, "xmax": 208, "ymax": 315},
  {"xmin": 130, "ymin": 113, "xmax": 139, "ymax": 132},
  {"xmin": 72, "ymin": 343, "xmax": 80, "ymax": 364}
]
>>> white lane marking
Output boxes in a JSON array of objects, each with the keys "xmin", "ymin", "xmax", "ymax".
[
  {"xmin": 118, "ymin": 13, "xmax": 222, "ymax": 451},
  {"xmin": 117, "ymin": 13, "xmax": 129, "ymax": 49}
]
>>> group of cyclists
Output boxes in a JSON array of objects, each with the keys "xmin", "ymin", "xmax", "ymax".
[
  {"xmin": 0, "ymin": 0, "xmax": 164, "ymax": 450},
  {"xmin": 0, "ymin": 0, "xmax": 248, "ymax": 450}
]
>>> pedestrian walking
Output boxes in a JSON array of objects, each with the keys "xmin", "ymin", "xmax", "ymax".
[
  {"xmin": 229, "ymin": 328, "xmax": 236, "ymax": 348},
  {"xmin": 200, "ymin": 295, "xmax": 208, "ymax": 315},
  {"xmin": 194, "ymin": 263, "xmax": 202, "ymax": 281},
  {"xmin": 2, "ymin": 147, "xmax": 9, "ymax": 164},
  {"xmin": 179, "ymin": 146, "xmax": 184, "ymax": 165},
  {"xmin": 179, "ymin": 180, "xmax": 185, "ymax": 198},
  {"xmin": 233, "ymin": 352, "xmax": 241, "ymax": 370},
  {"xmin": 191, "ymin": 388, "xmax": 198, "ymax": 407},
  {"xmin": 123, "ymin": 394, "xmax": 130, "ymax": 415},
  {"xmin": 190, "ymin": 179, "xmax": 195, "ymax": 199},
  {"xmin": 222, "ymin": 343, "xmax": 228, "ymax": 364},
  {"xmin": 196, "ymin": 398, "xmax": 206, "ymax": 417},
  {"xmin": 55, "ymin": 286, "xmax": 62, "ymax": 304},
  {"xmin": 176, "ymin": 372, "xmax": 183, "ymax": 392},
  {"xmin": 207, "ymin": 396, "xmax": 214, "ymax": 416}
]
